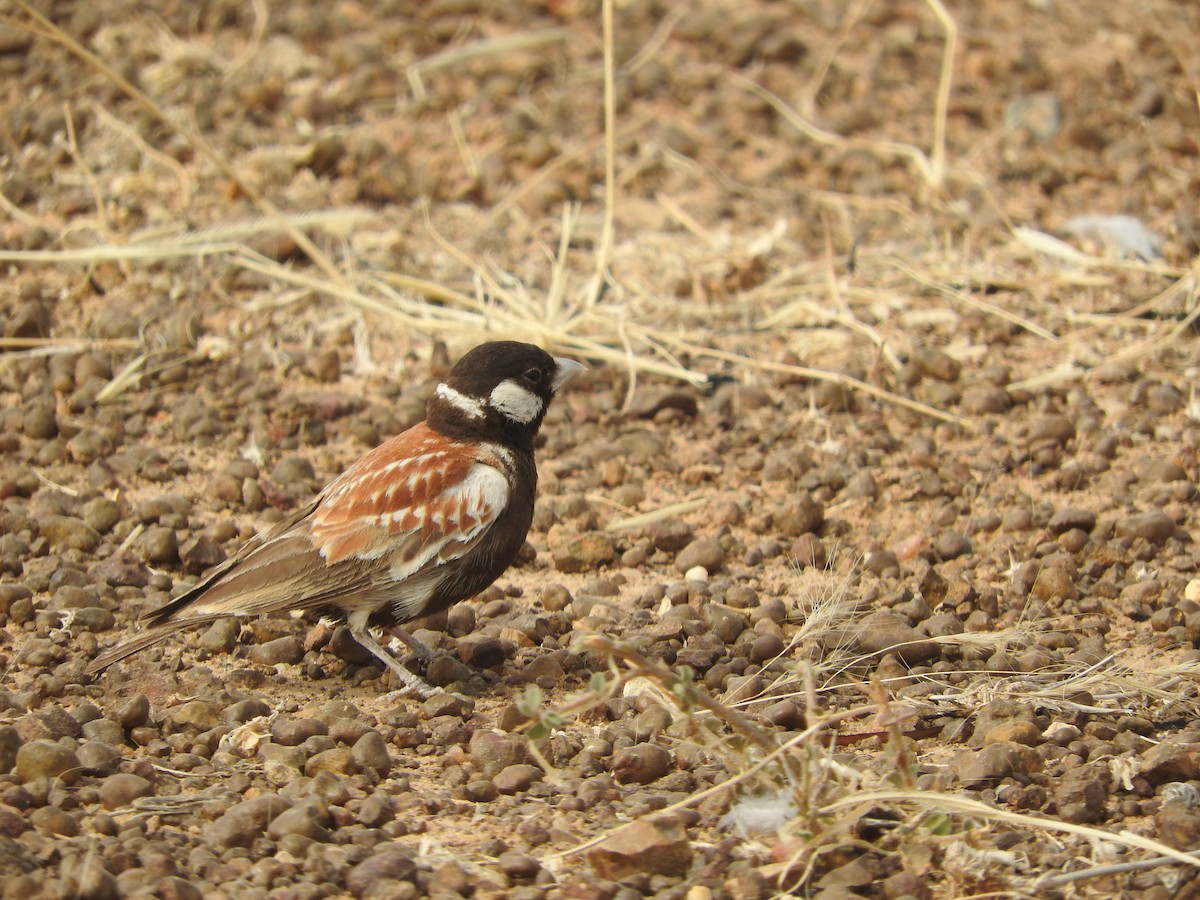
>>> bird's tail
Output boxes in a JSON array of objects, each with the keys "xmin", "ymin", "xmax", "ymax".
[{"xmin": 86, "ymin": 615, "xmax": 228, "ymax": 676}]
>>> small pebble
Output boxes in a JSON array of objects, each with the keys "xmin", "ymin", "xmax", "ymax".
[
  {"xmin": 611, "ymin": 744, "xmax": 671, "ymax": 784},
  {"xmin": 1114, "ymin": 510, "xmax": 1175, "ymax": 545},
  {"xmin": 99, "ymin": 773, "xmax": 154, "ymax": 810},
  {"xmin": 249, "ymin": 636, "xmax": 303, "ymax": 666},
  {"xmin": 15, "ymin": 741, "xmax": 81, "ymax": 784},
  {"xmin": 675, "ymin": 538, "xmax": 724, "ymax": 574},
  {"xmin": 492, "ymin": 763, "xmax": 544, "ymax": 794}
]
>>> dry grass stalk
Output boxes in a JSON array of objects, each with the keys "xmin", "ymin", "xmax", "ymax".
[
  {"xmin": 821, "ymin": 790, "xmax": 1200, "ymax": 872},
  {"xmin": 5, "ymin": 1, "xmax": 980, "ymax": 427},
  {"xmin": 729, "ymin": 0, "xmax": 957, "ymax": 193},
  {"xmin": 921, "ymin": 652, "xmax": 1200, "ymax": 719},
  {"xmin": 887, "ymin": 257, "xmax": 1058, "ymax": 341},
  {"xmin": 94, "ymin": 353, "xmax": 151, "ymax": 403},
  {"xmin": 588, "ymin": 0, "xmax": 618, "ymax": 311},
  {"xmin": 604, "ymin": 497, "xmax": 713, "ymax": 532},
  {"xmin": 661, "ymin": 342, "xmax": 968, "ymax": 427},
  {"xmin": 405, "ymin": 29, "xmax": 568, "ymax": 103},
  {"xmin": 0, "ymin": 337, "xmax": 138, "ymax": 354},
  {"xmin": 0, "ymin": 210, "xmax": 372, "ymax": 273},
  {"xmin": 8, "ymin": 0, "xmax": 349, "ymax": 293}
]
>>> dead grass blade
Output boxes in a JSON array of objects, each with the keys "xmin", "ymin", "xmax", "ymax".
[
  {"xmin": 405, "ymin": 29, "xmax": 568, "ymax": 103},
  {"xmin": 821, "ymin": 790, "xmax": 1200, "ymax": 872},
  {"xmin": 94, "ymin": 353, "xmax": 150, "ymax": 403},
  {"xmin": 8, "ymin": 0, "xmax": 348, "ymax": 291},
  {"xmin": 604, "ymin": 497, "xmax": 712, "ymax": 532},
  {"xmin": 886, "ymin": 257, "xmax": 1058, "ymax": 341},
  {"xmin": 0, "ymin": 337, "xmax": 138, "ymax": 355},
  {"xmin": 730, "ymin": 0, "xmax": 957, "ymax": 193},
  {"xmin": 657, "ymin": 339, "xmax": 969, "ymax": 427},
  {"xmin": 588, "ymin": 0, "xmax": 617, "ymax": 311}
]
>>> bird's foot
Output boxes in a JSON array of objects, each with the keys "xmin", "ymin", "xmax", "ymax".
[
  {"xmin": 353, "ymin": 626, "xmax": 447, "ymax": 700},
  {"xmin": 384, "ymin": 625, "xmax": 435, "ymax": 662}
]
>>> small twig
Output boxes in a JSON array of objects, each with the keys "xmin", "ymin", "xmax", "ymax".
[
  {"xmin": 888, "ymin": 258, "xmax": 1057, "ymax": 341},
  {"xmin": 548, "ymin": 698, "xmax": 881, "ymax": 861},
  {"xmin": 406, "ymin": 29, "xmax": 568, "ymax": 102},
  {"xmin": 9, "ymin": 0, "xmax": 349, "ymax": 291},
  {"xmin": 821, "ymin": 790, "xmax": 1200, "ymax": 872},
  {"xmin": 586, "ymin": 0, "xmax": 617, "ymax": 310},
  {"xmin": 605, "ymin": 497, "xmax": 712, "ymax": 532},
  {"xmin": 1040, "ymin": 852, "xmax": 1200, "ymax": 889}
]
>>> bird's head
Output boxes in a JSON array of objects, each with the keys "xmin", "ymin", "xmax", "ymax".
[{"xmin": 427, "ymin": 341, "xmax": 584, "ymax": 448}]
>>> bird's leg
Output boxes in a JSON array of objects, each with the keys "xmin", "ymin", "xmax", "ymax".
[{"xmin": 350, "ymin": 626, "xmax": 440, "ymax": 698}]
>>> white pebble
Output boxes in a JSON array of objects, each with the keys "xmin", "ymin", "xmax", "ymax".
[
  {"xmin": 622, "ymin": 676, "xmax": 670, "ymax": 704},
  {"xmin": 684, "ymin": 565, "xmax": 709, "ymax": 583},
  {"xmin": 1185, "ymin": 579, "xmax": 1200, "ymax": 602}
]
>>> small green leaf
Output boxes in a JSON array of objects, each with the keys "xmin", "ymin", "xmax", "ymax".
[
  {"xmin": 517, "ymin": 684, "xmax": 542, "ymax": 717},
  {"xmin": 925, "ymin": 813, "xmax": 954, "ymax": 836}
]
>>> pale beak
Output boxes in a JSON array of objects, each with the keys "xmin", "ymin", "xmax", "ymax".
[{"xmin": 551, "ymin": 357, "xmax": 586, "ymax": 391}]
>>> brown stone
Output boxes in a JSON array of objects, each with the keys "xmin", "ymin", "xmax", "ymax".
[{"xmin": 586, "ymin": 816, "xmax": 693, "ymax": 880}]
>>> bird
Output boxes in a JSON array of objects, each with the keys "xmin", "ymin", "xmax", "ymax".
[{"xmin": 87, "ymin": 340, "xmax": 584, "ymax": 696}]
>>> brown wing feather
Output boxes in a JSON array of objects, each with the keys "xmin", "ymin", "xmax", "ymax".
[
  {"xmin": 142, "ymin": 496, "xmax": 322, "ymax": 625},
  {"xmin": 311, "ymin": 422, "xmax": 480, "ymax": 563},
  {"xmin": 91, "ymin": 422, "xmax": 512, "ymax": 673}
]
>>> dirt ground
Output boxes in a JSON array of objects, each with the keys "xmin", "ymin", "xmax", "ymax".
[{"xmin": 1, "ymin": 1, "xmax": 1200, "ymax": 898}]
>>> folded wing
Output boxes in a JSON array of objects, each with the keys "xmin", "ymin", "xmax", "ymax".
[{"xmin": 154, "ymin": 423, "xmax": 510, "ymax": 623}]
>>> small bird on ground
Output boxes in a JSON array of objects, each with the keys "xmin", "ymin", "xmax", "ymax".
[{"xmin": 87, "ymin": 341, "xmax": 584, "ymax": 696}]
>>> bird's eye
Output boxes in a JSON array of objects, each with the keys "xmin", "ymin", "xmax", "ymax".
[{"xmin": 524, "ymin": 367, "xmax": 543, "ymax": 385}]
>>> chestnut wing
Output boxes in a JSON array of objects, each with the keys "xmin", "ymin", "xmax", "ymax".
[{"xmin": 173, "ymin": 424, "xmax": 510, "ymax": 621}]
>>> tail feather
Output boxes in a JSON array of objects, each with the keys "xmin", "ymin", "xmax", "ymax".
[
  {"xmin": 86, "ymin": 616, "xmax": 228, "ymax": 676},
  {"xmin": 88, "ymin": 497, "xmax": 327, "ymax": 676}
]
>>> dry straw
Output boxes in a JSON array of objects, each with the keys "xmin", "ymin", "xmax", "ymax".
[
  {"xmin": 5, "ymin": 1, "xmax": 1199, "ymax": 894},
  {"xmin": 2, "ymin": 0, "xmax": 991, "ymax": 427},
  {"xmin": 6, "ymin": 0, "xmax": 1185, "ymax": 427}
]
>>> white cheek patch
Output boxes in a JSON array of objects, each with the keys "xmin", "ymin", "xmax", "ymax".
[
  {"xmin": 489, "ymin": 379, "xmax": 544, "ymax": 424},
  {"xmin": 435, "ymin": 383, "xmax": 486, "ymax": 419}
]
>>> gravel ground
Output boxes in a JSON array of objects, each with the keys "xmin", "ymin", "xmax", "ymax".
[{"xmin": 1, "ymin": 2, "xmax": 1200, "ymax": 898}]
